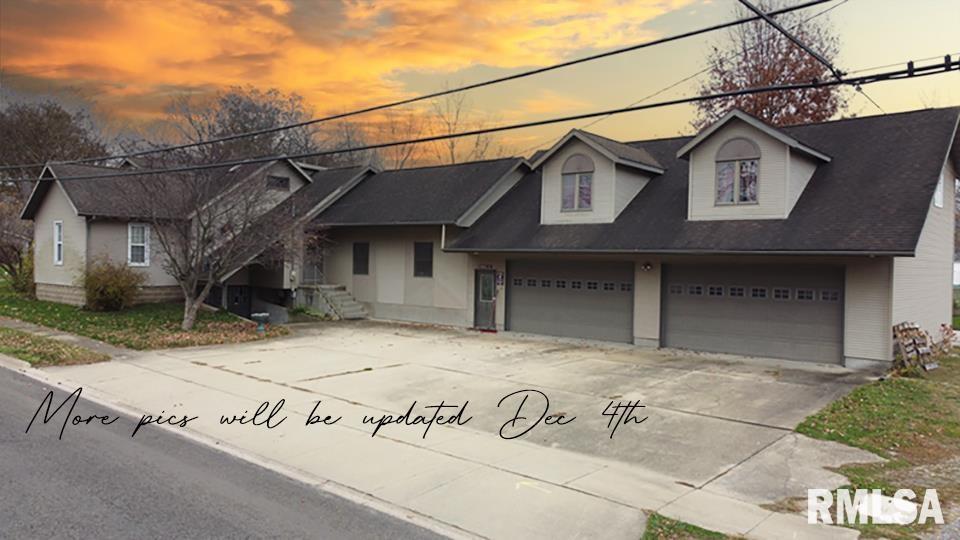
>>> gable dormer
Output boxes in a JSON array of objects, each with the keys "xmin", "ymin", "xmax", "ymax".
[
  {"xmin": 677, "ymin": 110, "xmax": 830, "ymax": 221},
  {"xmin": 532, "ymin": 129, "xmax": 664, "ymax": 225}
]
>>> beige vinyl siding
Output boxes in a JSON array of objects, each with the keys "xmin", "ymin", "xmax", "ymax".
[
  {"xmin": 891, "ymin": 161, "xmax": 956, "ymax": 332},
  {"xmin": 323, "ymin": 226, "xmax": 472, "ymax": 326},
  {"xmin": 786, "ymin": 149, "xmax": 818, "ymax": 215},
  {"xmin": 687, "ymin": 119, "xmax": 789, "ymax": 221},
  {"xmin": 844, "ymin": 257, "xmax": 894, "ymax": 363},
  {"xmin": 614, "ymin": 165, "xmax": 651, "ymax": 218},
  {"xmin": 33, "ymin": 181, "xmax": 86, "ymax": 288},
  {"xmin": 632, "ymin": 255, "xmax": 661, "ymax": 347},
  {"xmin": 540, "ymin": 139, "xmax": 616, "ymax": 224},
  {"xmin": 87, "ymin": 221, "xmax": 178, "ymax": 287}
]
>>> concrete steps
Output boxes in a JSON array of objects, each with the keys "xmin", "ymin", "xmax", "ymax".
[{"xmin": 317, "ymin": 285, "xmax": 368, "ymax": 320}]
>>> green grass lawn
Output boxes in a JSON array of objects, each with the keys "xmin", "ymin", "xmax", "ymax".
[
  {"xmin": 642, "ymin": 514, "xmax": 728, "ymax": 540},
  {"xmin": 796, "ymin": 354, "xmax": 960, "ymax": 538},
  {"xmin": 0, "ymin": 326, "xmax": 109, "ymax": 366},
  {"xmin": 0, "ymin": 281, "xmax": 287, "ymax": 350}
]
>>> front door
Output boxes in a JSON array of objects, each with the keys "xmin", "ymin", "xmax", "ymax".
[{"xmin": 474, "ymin": 269, "xmax": 497, "ymax": 330}]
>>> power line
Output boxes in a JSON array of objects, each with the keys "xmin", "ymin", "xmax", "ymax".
[
  {"xmin": 516, "ymin": 0, "xmax": 853, "ymax": 156},
  {"xmin": 5, "ymin": 57, "xmax": 956, "ymax": 184},
  {"xmin": 0, "ymin": 0, "xmax": 835, "ymax": 173}
]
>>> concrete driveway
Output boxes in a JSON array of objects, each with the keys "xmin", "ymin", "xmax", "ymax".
[{"xmin": 36, "ymin": 320, "xmax": 881, "ymax": 539}]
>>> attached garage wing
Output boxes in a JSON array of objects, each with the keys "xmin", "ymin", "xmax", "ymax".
[
  {"xmin": 506, "ymin": 260, "xmax": 634, "ymax": 343},
  {"xmin": 661, "ymin": 264, "xmax": 844, "ymax": 364}
]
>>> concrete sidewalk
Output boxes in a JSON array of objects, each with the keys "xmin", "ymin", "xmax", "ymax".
[{"xmin": 4, "ymin": 322, "xmax": 881, "ymax": 539}]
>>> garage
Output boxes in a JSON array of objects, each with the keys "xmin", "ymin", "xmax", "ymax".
[
  {"xmin": 506, "ymin": 260, "xmax": 634, "ymax": 342},
  {"xmin": 661, "ymin": 264, "xmax": 844, "ymax": 364}
]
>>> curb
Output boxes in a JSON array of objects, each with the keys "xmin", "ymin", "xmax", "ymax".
[{"xmin": 2, "ymin": 360, "xmax": 479, "ymax": 540}]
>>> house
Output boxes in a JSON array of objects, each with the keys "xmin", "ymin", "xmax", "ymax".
[
  {"xmin": 19, "ymin": 158, "xmax": 319, "ymax": 310},
  {"xmin": 21, "ymin": 107, "xmax": 960, "ymax": 368},
  {"xmin": 308, "ymin": 108, "xmax": 959, "ymax": 368}
]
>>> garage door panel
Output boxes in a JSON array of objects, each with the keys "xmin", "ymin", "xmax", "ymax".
[
  {"xmin": 662, "ymin": 264, "xmax": 843, "ymax": 364},
  {"xmin": 507, "ymin": 260, "xmax": 634, "ymax": 343}
]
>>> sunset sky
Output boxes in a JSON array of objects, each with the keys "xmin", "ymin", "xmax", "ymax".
[{"xmin": 1, "ymin": 0, "xmax": 958, "ymax": 156}]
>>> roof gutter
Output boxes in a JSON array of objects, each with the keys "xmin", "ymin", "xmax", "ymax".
[{"xmin": 441, "ymin": 246, "xmax": 914, "ymax": 257}]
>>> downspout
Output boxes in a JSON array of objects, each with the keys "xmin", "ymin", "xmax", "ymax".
[{"xmin": 441, "ymin": 224, "xmax": 446, "ymax": 250}]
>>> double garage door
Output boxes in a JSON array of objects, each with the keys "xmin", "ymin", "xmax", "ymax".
[
  {"xmin": 662, "ymin": 264, "xmax": 844, "ymax": 364},
  {"xmin": 506, "ymin": 260, "xmax": 634, "ymax": 343}
]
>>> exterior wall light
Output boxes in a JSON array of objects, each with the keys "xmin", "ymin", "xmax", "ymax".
[{"xmin": 641, "ymin": 262, "xmax": 654, "ymax": 272}]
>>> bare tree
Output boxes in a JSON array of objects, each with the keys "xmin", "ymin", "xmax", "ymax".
[
  {"xmin": 693, "ymin": 0, "xmax": 847, "ymax": 129},
  {"xmin": 374, "ymin": 109, "xmax": 425, "ymax": 169},
  {"xmin": 0, "ymin": 100, "xmax": 106, "ymax": 292},
  {"xmin": 428, "ymin": 92, "xmax": 498, "ymax": 165},
  {"xmin": 118, "ymin": 160, "xmax": 304, "ymax": 330}
]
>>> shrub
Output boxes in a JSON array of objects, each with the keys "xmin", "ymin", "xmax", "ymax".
[
  {"xmin": 8, "ymin": 248, "xmax": 35, "ymax": 297},
  {"xmin": 81, "ymin": 257, "xmax": 146, "ymax": 311}
]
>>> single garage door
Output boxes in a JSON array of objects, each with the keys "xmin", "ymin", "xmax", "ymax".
[
  {"xmin": 662, "ymin": 264, "xmax": 844, "ymax": 364},
  {"xmin": 506, "ymin": 260, "xmax": 634, "ymax": 342}
]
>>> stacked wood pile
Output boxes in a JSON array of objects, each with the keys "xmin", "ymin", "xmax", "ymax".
[{"xmin": 893, "ymin": 322, "xmax": 955, "ymax": 371}]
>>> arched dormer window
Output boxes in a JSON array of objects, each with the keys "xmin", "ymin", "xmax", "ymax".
[
  {"xmin": 561, "ymin": 154, "xmax": 594, "ymax": 211},
  {"xmin": 715, "ymin": 138, "xmax": 760, "ymax": 205}
]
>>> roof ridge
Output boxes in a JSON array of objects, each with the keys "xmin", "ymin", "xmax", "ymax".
[{"xmin": 381, "ymin": 156, "xmax": 521, "ymax": 173}]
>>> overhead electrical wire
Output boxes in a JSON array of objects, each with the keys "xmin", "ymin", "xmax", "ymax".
[
  {"xmin": 0, "ymin": 0, "xmax": 835, "ymax": 172},
  {"xmin": 4, "ymin": 57, "xmax": 956, "ymax": 184}
]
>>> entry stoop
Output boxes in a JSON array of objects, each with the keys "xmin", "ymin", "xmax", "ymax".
[{"xmin": 317, "ymin": 285, "xmax": 368, "ymax": 320}]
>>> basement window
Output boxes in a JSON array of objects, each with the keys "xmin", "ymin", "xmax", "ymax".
[{"xmin": 413, "ymin": 242, "xmax": 433, "ymax": 277}]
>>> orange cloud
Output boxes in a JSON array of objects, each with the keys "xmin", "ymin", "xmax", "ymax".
[{"xmin": 0, "ymin": 0, "xmax": 694, "ymax": 124}]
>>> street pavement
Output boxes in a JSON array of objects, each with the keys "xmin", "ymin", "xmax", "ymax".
[{"xmin": 0, "ymin": 368, "xmax": 446, "ymax": 540}]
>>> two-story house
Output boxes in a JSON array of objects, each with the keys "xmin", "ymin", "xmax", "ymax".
[{"xmin": 315, "ymin": 107, "xmax": 960, "ymax": 368}]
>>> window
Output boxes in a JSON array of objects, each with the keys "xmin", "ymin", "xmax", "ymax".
[
  {"xmin": 688, "ymin": 285, "xmax": 703, "ymax": 296},
  {"xmin": 751, "ymin": 287, "xmax": 768, "ymax": 299},
  {"xmin": 602, "ymin": 282, "xmax": 615, "ymax": 291},
  {"xmin": 352, "ymin": 242, "xmax": 369, "ymax": 275},
  {"xmin": 708, "ymin": 285, "xmax": 724, "ymax": 297},
  {"xmin": 127, "ymin": 223, "xmax": 149, "ymax": 266},
  {"xmin": 620, "ymin": 283, "xmax": 632, "ymax": 292},
  {"xmin": 715, "ymin": 138, "xmax": 760, "ymax": 205},
  {"xmin": 541, "ymin": 279, "xmax": 552, "ymax": 288},
  {"xmin": 796, "ymin": 288, "xmax": 815, "ymax": 301},
  {"xmin": 820, "ymin": 289, "xmax": 840, "ymax": 302},
  {"xmin": 556, "ymin": 280, "xmax": 567, "ymax": 289},
  {"xmin": 513, "ymin": 277, "xmax": 523, "ymax": 287},
  {"xmin": 729, "ymin": 286, "xmax": 745, "ymax": 298},
  {"xmin": 669, "ymin": 284, "xmax": 684, "ymax": 295},
  {"xmin": 527, "ymin": 278, "xmax": 538, "ymax": 287},
  {"xmin": 571, "ymin": 280, "xmax": 582, "ymax": 289},
  {"xmin": 586, "ymin": 281, "xmax": 599, "ymax": 290},
  {"xmin": 561, "ymin": 154, "xmax": 594, "ymax": 211},
  {"xmin": 934, "ymin": 173, "xmax": 944, "ymax": 208},
  {"xmin": 52, "ymin": 221, "xmax": 63, "ymax": 266},
  {"xmin": 773, "ymin": 287, "xmax": 791, "ymax": 300},
  {"xmin": 413, "ymin": 242, "xmax": 433, "ymax": 277},
  {"xmin": 267, "ymin": 175, "xmax": 290, "ymax": 190}
]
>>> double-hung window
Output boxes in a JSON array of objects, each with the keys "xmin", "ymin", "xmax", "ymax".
[
  {"xmin": 413, "ymin": 242, "xmax": 433, "ymax": 278},
  {"xmin": 353, "ymin": 242, "xmax": 369, "ymax": 275},
  {"xmin": 561, "ymin": 154, "xmax": 594, "ymax": 211},
  {"xmin": 128, "ymin": 223, "xmax": 149, "ymax": 266},
  {"xmin": 53, "ymin": 221, "xmax": 63, "ymax": 265},
  {"xmin": 715, "ymin": 138, "xmax": 760, "ymax": 205}
]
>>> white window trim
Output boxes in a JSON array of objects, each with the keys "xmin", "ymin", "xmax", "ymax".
[
  {"xmin": 53, "ymin": 220, "xmax": 63, "ymax": 266},
  {"xmin": 715, "ymin": 159, "xmax": 760, "ymax": 206},
  {"xmin": 561, "ymin": 172, "xmax": 593, "ymax": 212},
  {"xmin": 934, "ymin": 173, "xmax": 944, "ymax": 208},
  {"xmin": 127, "ymin": 222, "xmax": 150, "ymax": 267}
]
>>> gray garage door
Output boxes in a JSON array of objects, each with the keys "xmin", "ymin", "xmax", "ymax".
[
  {"xmin": 662, "ymin": 264, "xmax": 844, "ymax": 364},
  {"xmin": 506, "ymin": 260, "xmax": 634, "ymax": 342}
]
